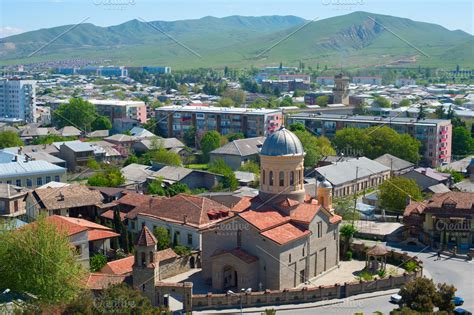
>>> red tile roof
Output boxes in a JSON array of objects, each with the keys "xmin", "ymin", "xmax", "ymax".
[
  {"xmin": 261, "ymin": 223, "xmax": 310, "ymax": 245},
  {"xmin": 136, "ymin": 225, "xmax": 157, "ymax": 246},
  {"xmin": 211, "ymin": 248, "xmax": 259, "ymax": 264},
  {"xmin": 239, "ymin": 209, "xmax": 290, "ymax": 231},
  {"xmin": 118, "ymin": 191, "xmax": 155, "ymax": 207},
  {"xmin": 329, "ymin": 214, "xmax": 343, "ymax": 224},
  {"xmin": 86, "ymin": 273, "xmax": 126, "ymax": 290},
  {"xmin": 100, "ymin": 210, "xmax": 127, "ymax": 221},
  {"xmin": 230, "ymin": 196, "xmax": 253, "ymax": 213},
  {"xmin": 155, "ymin": 248, "xmax": 178, "ymax": 262},
  {"xmin": 132, "ymin": 194, "xmax": 232, "ymax": 229},
  {"xmin": 100, "ymin": 256, "xmax": 134, "ymax": 275},
  {"xmin": 88, "ymin": 229, "xmax": 120, "ymax": 241},
  {"xmin": 289, "ymin": 202, "xmax": 320, "ymax": 224}
]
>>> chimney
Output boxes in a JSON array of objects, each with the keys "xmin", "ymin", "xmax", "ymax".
[
  {"xmin": 421, "ymin": 169, "xmax": 427, "ymax": 175},
  {"xmin": 183, "ymin": 215, "xmax": 188, "ymax": 225}
]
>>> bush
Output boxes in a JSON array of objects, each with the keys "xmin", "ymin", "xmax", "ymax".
[
  {"xmin": 345, "ymin": 251, "xmax": 353, "ymax": 261},
  {"xmin": 358, "ymin": 270, "xmax": 374, "ymax": 281},
  {"xmin": 90, "ymin": 254, "xmax": 107, "ymax": 272},
  {"xmin": 173, "ymin": 245, "xmax": 191, "ymax": 256},
  {"xmin": 404, "ymin": 260, "xmax": 419, "ymax": 272},
  {"xmin": 377, "ymin": 269, "xmax": 387, "ymax": 278}
]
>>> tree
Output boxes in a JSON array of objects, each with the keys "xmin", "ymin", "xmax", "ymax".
[
  {"xmin": 397, "ymin": 278, "xmax": 455, "ymax": 313},
  {"xmin": 373, "ymin": 96, "xmax": 391, "ymax": 108},
  {"xmin": 379, "ymin": 177, "xmax": 422, "ymax": 220},
  {"xmin": 227, "ymin": 132, "xmax": 245, "ymax": 142},
  {"xmin": 91, "ymin": 115, "xmax": 112, "ymax": 131},
  {"xmin": 153, "ymin": 227, "xmax": 171, "ymax": 250},
  {"xmin": 218, "ymin": 97, "xmax": 235, "ymax": 107},
  {"xmin": 208, "ymin": 158, "xmax": 238, "ymax": 191},
  {"xmin": 123, "ymin": 154, "xmax": 139, "ymax": 166},
  {"xmin": 280, "ymin": 96, "xmax": 293, "ymax": 107},
  {"xmin": 87, "ymin": 166, "xmax": 125, "ymax": 187},
  {"xmin": 221, "ymin": 88, "xmax": 246, "ymax": 105},
  {"xmin": 316, "ymin": 95, "xmax": 329, "ymax": 107},
  {"xmin": 90, "ymin": 254, "xmax": 107, "ymax": 272},
  {"xmin": 0, "ymin": 215, "xmax": 85, "ymax": 304},
  {"xmin": 143, "ymin": 137, "xmax": 182, "ymax": 166},
  {"xmin": 200, "ymin": 131, "xmax": 221, "ymax": 163},
  {"xmin": 183, "ymin": 126, "xmax": 196, "ymax": 147},
  {"xmin": 293, "ymin": 129, "xmax": 336, "ymax": 167},
  {"xmin": 53, "ymin": 98, "xmax": 97, "ymax": 131},
  {"xmin": 289, "ymin": 122, "xmax": 306, "ymax": 132},
  {"xmin": 417, "ymin": 103, "xmax": 427, "ymax": 120},
  {"xmin": 333, "ymin": 196, "xmax": 358, "ymax": 220},
  {"xmin": 340, "ymin": 224, "xmax": 357, "ymax": 259},
  {"xmin": 32, "ymin": 134, "xmax": 76, "ymax": 145},
  {"xmin": 452, "ymin": 126, "xmax": 474, "ymax": 156},
  {"xmin": 0, "ymin": 131, "xmax": 23, "ymax": 149},
  {"xmin": 434, "ymin": 282, "xmax": 456, "ymax": 313},
  {"xmin": 353, "ymin": 102, "xmax": 369, "ymax": 115},
  {"xmin": 398, "ymin": 99, "xmax": 411, "ymax": 107}
]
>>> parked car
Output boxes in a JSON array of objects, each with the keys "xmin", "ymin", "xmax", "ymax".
[
  {"xmin": 390, "ymin": 293, "xmax": 402, "ymax": 304},
  {"xmin": 453, "ymin": 297, "xmax": 465, "ymax": 306},
  {"xmin": 454, "ymin": 308, "xmax": 472, "ymax": 315}
]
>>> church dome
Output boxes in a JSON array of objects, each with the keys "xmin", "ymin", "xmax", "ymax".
[{"xmin": 260, "ymin": 126, "xmax": 304, "ymax": 156}]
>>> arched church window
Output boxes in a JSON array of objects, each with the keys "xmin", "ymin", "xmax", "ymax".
[
  {"xmin": 141, "ymin": 252, "xmax": 146, "ymax": 266},
  {"xmin": 279, "ymin": 171, "xmax": 284, "ymax": 186},
  {"xmin": 290, "ymin": 171, "xmax": 295, "ymax": 186},
  {"xmin": 262, "ymin": 170, "xmax": 266, "ymax": 185},
  {"xmin": 269, "ymin": 171, "xmax": 274, "ymax": 186},
  {"xmin": 149, "ymin": 251, "xmax": 154, "ymax": 263}
]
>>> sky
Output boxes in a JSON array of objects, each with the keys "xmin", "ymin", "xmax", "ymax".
[{"xmin": 0, "ymin": 0, "xmax": 473, "ymax": 38}]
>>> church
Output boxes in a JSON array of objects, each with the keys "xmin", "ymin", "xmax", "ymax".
[{"xmin": 201, "ymin": 126, "xmax": 342, "ymax": 291}]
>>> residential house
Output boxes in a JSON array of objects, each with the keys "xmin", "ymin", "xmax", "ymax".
[
  {"xmin": 30, "ymin": 215, "xmax": 119, "ymax": 268},
  {"xmin": 402, "ymin": 167, "xmax": 451, "ymax": 193},
  {"xmin": 58, "ymin": 126, "xmax": 82, "ymax": 137},
  {"xmin": 54, "ymin": 140, "xmax": 98, "ymax": 171},
  {"xmin": 132, "ymin": 137, "xmax": 185, "ymax": 155},
  {"xmin": 25, "ymin": 184, "xmax": 104, "ymax": 222},
  {"xmin": 209, "ymin": 137, "xmax": 265, "ymax": 170},
  {"xmin": 150, "ymin": 164, "xmax": 223, "ymax": 190},
  {"xmin": 403, "ymin": 192, "xmax": 474, "ymax": 251},
  {"xmin": 314, "ymin": 157, "xmax": 391, "ymax": 198},
  {"xmin": 374, "ymin": 153, "xmax": 415, "ymax": 176},
  {"xmin": 126, "ymin": 193, "xmax": 232, "ymax": 250},
  {"xmin": 0, "ymin": 184, "xmax": 28, "ymax": 217},
  {"xmin": 0, "ymin": 151, "xmax": 66, "ymax": 189}
]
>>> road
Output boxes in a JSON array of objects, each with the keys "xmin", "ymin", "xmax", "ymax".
[{"xmin": 194, "ymin": 243, "xmax": 473, "ymax": 315}]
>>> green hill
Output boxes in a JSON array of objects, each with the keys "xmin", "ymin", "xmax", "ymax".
[{"xmin": 0, "ymin": 12, "xmax": 472, "ymax": 69}]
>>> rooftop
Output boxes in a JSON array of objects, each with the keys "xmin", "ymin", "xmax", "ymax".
[{"xmin": 156, "ymin": 105, "xmax": 281, "ymax": 115}]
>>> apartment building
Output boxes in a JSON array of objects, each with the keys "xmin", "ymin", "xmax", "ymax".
[
  {"xmin": 0, "ymin": 79, "xmax": 36, "ymax": 123},
  {"xmin": 288, "ymin": 113, "xmax": 452, "ymax": 167},
  {"xmin": 155, "ymin": 105, "xmax": 283, "ymax": 139}
]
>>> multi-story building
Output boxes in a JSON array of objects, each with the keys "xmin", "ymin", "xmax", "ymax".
[
  {"xmin": 333, "ymin": 73, "xmax": 350, "ymax": 105},
  {"xmin": 0, "ymin": 79, "xmax": 36, "ymax": 123},
  {"xmin": 155, "ymin": 105, "xmax": 283, "ymax": 139},
  {"xmin": 287, "ymin": 113, "xmax": 452, "ymax": 167},
  {"xmin": 352, "ymin": 76, "xmax": 382, "ymax": 85}
]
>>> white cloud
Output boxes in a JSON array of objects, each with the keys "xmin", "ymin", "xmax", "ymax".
[{"xmin": 0, "ymin": 26, "xmax": 24, "ymax": 38}]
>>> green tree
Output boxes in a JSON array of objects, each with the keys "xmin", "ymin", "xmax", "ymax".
[
  {"xmin": 123, "ymin": 154, "xmax": 139, "ymax": 166},
  {"xmin": 280, "ymin": 95, "xmax": 293, "ymax": 107},
  {"xmin": 293, "ymin": 129, "xmax": 336, "ymax": 167},
  {"xmin": 221, "ymin": 89, "xmax": 246, "ymax": 105},
  {"xmin": 340, "ymin": 224, "xmax": 357, "ymax": 259},
  {"xmin": 153, "ymin": 227, "xmax": 171, "ymax": 250},
  {"xmin": 434, "ymin": 282, "xmax": 456, "ymax": 313},
  {"xmin": 144, "ymin": 137, "xmax": 182, "ymax": 166},
  {"xmin": 87, "ymin": 166, "xmax": 125, "ymax": 187},
  {"xmin": 399, "ymin": 278, "xmax": 437, "ymax": 313},
  {"xmin": 227, "ymin": 132, "xmax": 245, "ymax": 142},
  {"xmin": 200, "ymin": 131, "xmax": 221, "ymax": 163},
  {"xmin": 209, "ymin": 158, "xmax": 238, "ymax": 191},
  {"xmin": 148, "ymin": 177, "xmax": 166, "ymax": 195},
  {"xmin": 32, "ymin": 134, "xmax": 76, "ymax": 145},
  {"xmin": 91, "ymin": 115, "xmax": 112, "ymax": 131},
  {"xmin": 316, "ymin": 95, "xmax": 329, "ymax": 107},
  {"xmin": 183, "ymin": 126, "xmax": 196, "ymax": 147},
  {"xmin": 452, "ymin": 126, "xmax": 474, "ymax": 156},
  {"xmin": 373, "ymin": 96, "xmax": 391, "ymax": 108},
  {"xmin": 379, "ymin": 177, "xmax": 422, "ymax": 220},
  {"xmin": 333, "ymin": 196, "xmax": 358, "ymax": 221},
  {"xmin": 0, "ymin": 131, "xmax": 23, "ymax": 149},
  {"xmin": 0, "ymin": 215, "xmax": 85, "ymax": 304},
  {"xmin": 90, "ymin": 254, "xmax": 107, "ymax": 272},
  {"xmin": 218, "ymin": 97, "xmax": 235, "ymax": 107},
  {"xmin": 53, "ymin": 98, "xmax": 97, "ymax": 131},
  {"xmin": 398, "ymin": 99, "xmax": 411, "ymax": 107},
  {"xmin": 289, "ymin": 122, "xmax": 306, "ymax": 132}
]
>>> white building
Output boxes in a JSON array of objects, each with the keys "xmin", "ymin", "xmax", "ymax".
[{"xmin": 0, "ymin": 79, "xmax": 36, "ymax": 123}]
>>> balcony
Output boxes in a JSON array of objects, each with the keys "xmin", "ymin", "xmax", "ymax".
[
  {"xmin": 439, "ymin": 130, "xmax": 447, "ymax": 135},
  {"xmin": 440, "ymin": 138, "xmax": 447, "ymax": 143}
]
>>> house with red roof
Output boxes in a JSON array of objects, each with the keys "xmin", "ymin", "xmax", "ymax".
[
  {"xmin": 201, "ymin": 127, "xmax": 342, "ymax": 291},
  {"xmin": 31, "ymin": 215, "xmax": 119, "ymax": 269}
]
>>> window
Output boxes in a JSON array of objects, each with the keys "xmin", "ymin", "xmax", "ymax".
[
  {"xmin": 289, "ymin": 253, "xmax": 292, "ymax": 262},
  {"xmin": 279, "ymin": 171, "xmax": 284, "ymax": 186},
  {"xmin": 75, "ymin": 245, "xmax": 82, "ymax": 255},
  {"xmin": 187, "ymin": 233, "xmax": 193, "ymax": 245},
  {"xmin": 290, "ymin": 171, "xmax": 294, "ymax": 186},
  {"xmin": 26, "ymin": 179, "xmax": 32, "ymax": 187},
  {"xmin": 46, "ymin": 176, "xmax": 51, "ymax": 183},
  {"xmin": 269, "ymin": 171, "xmax": 274, "ymax": 186},
  {"xmin": 262, "ymin": 170, "xmax": 265, "ymax": 185},
  {"xmin": 141, "ymin": 252, "xmax": 146, "ymax": 266},
  {"xmin": 6, "ymin": 180, "xmax": 11, "ymax": 184},
  {"xmin": 15, "ymin": 179, "xmax": 21, "ymax": 187},
  {"xmin": 54, "ymin": 175, "xmax": 60, "ymax": 182},
  {"xmin": 302, "ymin": 246, "xmax": 305, "ymax": 256},
  {"xmin": 317, "ymin": 222, "xmax": 322, "ymax": 238},
  {"xmin": 37, "ymin": 177, "xmax": 43, "ymax": 186}
]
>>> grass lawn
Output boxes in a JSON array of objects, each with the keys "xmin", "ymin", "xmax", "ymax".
[{"xmin": 185, "ymin": 163, "xmax": 209, "ymax": 170}]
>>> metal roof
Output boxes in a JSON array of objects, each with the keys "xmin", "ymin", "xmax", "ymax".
[{"xmin": 0, "ymin": 160, "xmax": 66, "ymax": 178}]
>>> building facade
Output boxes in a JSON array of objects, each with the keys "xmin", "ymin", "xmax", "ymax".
[
  {"xmin": 201, "ymin": 127, "xmax": 342, "ymax": 291},
  {"xmin": 288, "ymin": 114, "xmax": 452, "ymax": 167},
  {"xmin": 155, "ymin": 106, "xmax": 283, "ymax": 139},
  {"xmin": 0, "ymin": 79, "xmax": 36, "ymax": 123}
]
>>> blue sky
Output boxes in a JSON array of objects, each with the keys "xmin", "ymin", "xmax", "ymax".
[{"xmin": 0, "ymin": 0, "xmax": 473, "ymax": 37}]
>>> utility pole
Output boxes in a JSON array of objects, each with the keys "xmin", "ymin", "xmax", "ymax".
[{"xmin": 352, "ymin": 166, "xmax": 359, "ymax": 227}]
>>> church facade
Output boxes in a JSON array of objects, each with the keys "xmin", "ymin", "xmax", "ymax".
[{"xmin": 201, "ymin": 127, "xmax": 342, "ymax": 291}]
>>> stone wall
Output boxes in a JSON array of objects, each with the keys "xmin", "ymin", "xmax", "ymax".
[
  {"xmin": 159, "ymin": 252, "xmax": 199, "ymax": 280},
  {"xmin": 192, "ymin": 271, "xmax": 421, "ymax": 310}
]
